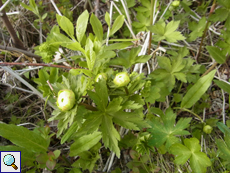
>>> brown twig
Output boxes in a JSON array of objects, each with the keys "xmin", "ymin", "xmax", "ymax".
[
  {"xmin": 0, "ymin": 0, "xmax": 26, "ymax": 50},
  {"xmin": 196, "ymin": 0, "xmax": 216, "ymax": 62},
  {"xmin": 0, "ymin": 62, "xmax": 79, "ymax": 70},
  {"xmin": 201, "ymin": 62, "xmax": 218, "ymax": 77},
  {"xmin": 0, "ymin": 45, "xmax": 42, "ymax": 62}
]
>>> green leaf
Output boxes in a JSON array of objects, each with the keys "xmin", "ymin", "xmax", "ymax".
[
  {"xmin": 104, "ymin": 42, "xmax": 133, "ymax": 51},
  {"xmin": 56, "ymin": 14, "xmax": 74, "ymax": 38},
  {"xmin": 70, "ymin": 131, "xmax": 102, "ymax": 156},
  {"xmin": 110, "ymin": 15, "xmax": 125, "ymax": 36},
  {"xmin": 148, "ymin": 20, "xmax": 185, "ymax": 42},
  {"xmin": 112, "ymin": 111, "xmax": 142, "ymax": 130},
  {"xmin": 106, "ymin": 97, "xmax": 123, "ymax": 113},
  {"xmin": 170, "ymin": 138, "xmax": 212, "ymax": 173},
  {"xmin": 88, "ymin": 79, "xmax": 108, "ymax": 111},
  {"xmin": 216, "ymin": 133, "xmax": 230, "ymax": 162},
  {"xmin": 49, "ymin": 68, "xmax": 59, "ymax": 83},
  {"xmin": 148, "ymin": 108, "xmax": 191, "ymax": 150},
  {"xmin": 109, "ymin": 47, "xmax": 149, "ymax": 68},
  {"xmin": 72, "ymin": 143, "xmax": 101, "ymax": 173},
  {"xmin": 76, "ymin": 10, "xmax": 89, "ymax": 43},
  {"xmin": 70, "ymin": 69, "xmax": 92, "ymax": 77},
  {"xmin": 149, "ymin": 107, "xmax": 164, "ymax": 117},
  {"xmin": 217, "ymin": 122, "xmax": 230, "ymax": 135},
  {"xmin": 85, "ymin": 38, "xmax": 96, "ymax": 70},
  {"xmin": 90, "ymin": 13, "xmax": 103, "ymax": 41},
  {"xmin": 61, "ymin": 121, "xmax": 78, "ymax": 144},
  {"xmin": 53, "ymin": 150, "xmax": 61, "ymax": 159},
  {"xmin": 157, "ymin": 56, "xmax": 172, "ymax": 72},
  {"xmin": 75, "ymin": 112, "xmax": 103, "ymax": 137},
  {"xmin": 145, "ymin": 86, "xmax": 161, "ymax": 104},
  {"xmin": 188, "ymin": 17, "xmax": 207, "ymax": 41},
  {"xmin": 101, "ymin": 115, "xmax": 121, "ymax": 158},
  {"xmin": 206, "ymin": 46, "xmax": 226, "ymax": 64},
  {"xmin": 174, "ymin": 72, "xmax": 187, "ymax": 83},
  {"xmin": 181, "ymin": 70, "xmax": 216, "ymax": 108},
  {"xmin": 214, "ymin": 79, "xmax": 230, "ymax": 94},
  {"xmin": 0, "ymin": 123, "xmax": 49, "ymax": 153},
  {"xmin": 20, "ymin": 3, "xmax": 34, "ymax": 12},
  {"xmin": 105, "ymin": 12, "xmax": 111, "ymax": 27}
]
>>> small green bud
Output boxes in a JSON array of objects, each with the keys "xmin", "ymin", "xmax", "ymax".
[
  {"xmin": 57, "ymin": 89, "xmax": 75, "ymax": 111},
  {"xmin": 113, "ymin": 72, "xmax": 130, "ymax": 87},
  {"xmin": 172, "ymin": 0, "xmax": 180, "ymax": 7},
  {"xmin": 95, "ymin": 73, "xmax": 107, "ymax": 82},
  {"xmin": 203, "ymin": 125, "xmax": 213, "ymax": 134}
]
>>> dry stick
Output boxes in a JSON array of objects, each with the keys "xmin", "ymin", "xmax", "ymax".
[
  {"xmin": 0, "ymin": 45, "xmax": 42, "ymax": 62},
  {"xmin": 201, "ymin": 62, "xmax": 218, "ymax": 77},
  {"xmin": 0, "ymin": 0, "xmax": 26, "ymax": 50},
  {"xmin": 1, "ymin": 66, "xmax": 56, "ymax": 109},
  {"xmin": 0, "ymin": 62, "xmax": 79, "ymax": 70},
  {"xmin": 196, "ymin": 0, "xmax": 216, "ymax": 62}
]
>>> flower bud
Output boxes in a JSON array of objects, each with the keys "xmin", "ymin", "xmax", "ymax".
[
  {"xmin": 203, "ymin": 125, "xmax": 213, "ymax": 134},
  {"xmin": 113, "ymin": 72, "xmax": 130, "ymax": 87},
  {"xmin": 172, "ymin": 0, "xmax": 180, "ymax": 7},
  {"xmin": 95, "ymin": 73, "xmax": 107, "ymax": 82},
  {"xmin": 57, "ymin": 89, "xmax": 75, "ymax": 111}
]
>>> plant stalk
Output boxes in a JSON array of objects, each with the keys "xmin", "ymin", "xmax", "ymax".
[
  {"xmin": 0, "ymin": 62, "xmax": 78, "ymax": 70},
  {"xmin": 196, "ymin": 0, "xmax": 216, "ymax": 62},
  {"xmin": 148, "ymin": 0, "xmax": 155, "ymax": 55}
]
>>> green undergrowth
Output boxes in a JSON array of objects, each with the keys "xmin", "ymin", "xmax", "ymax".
[{"xmin": 1, "ymin": 0, "xmax": 230, "ymax": 172}]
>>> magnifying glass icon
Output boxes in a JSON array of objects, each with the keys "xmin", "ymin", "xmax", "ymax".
[{"xmin": 3, "ymin": 154, "xmax": 18, "ymax": 170}]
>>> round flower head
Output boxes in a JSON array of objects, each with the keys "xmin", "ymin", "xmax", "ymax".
[
  {"xmin": 57, "ymin": 89, "xmax": 76, "ymax": 111},
  {"xmin": 203, "ymin": 125, "xmax": 213, "ymax": 134},
  {"xmin": 113, "ymin": 72, "xmax": 130, "ymax": 87}
]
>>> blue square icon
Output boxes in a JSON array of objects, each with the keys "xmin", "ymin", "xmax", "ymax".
[{"xmin": 0, "ymin": 151, "xmax": 21, "ymax": 173}]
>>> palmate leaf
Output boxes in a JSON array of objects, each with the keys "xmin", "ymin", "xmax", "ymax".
[
  {"xmin": 88, "ymin": 79, "xmax": 108, "ymax": 111},
  {"xmin": 206, "ymin": 46, "xmax": 226, "ymax": 64},
  {"xmin": 209, "ymin": 0, "xmax": 230, "ymax": 29},
  {"xmin": 101, "ymin": 114, "xmax": 121, "ymax": 158},
  {"xmin": 109, "ymin": 47, "xmax": 151, "ymax": 69},
  {"xmin": 0, "ymin": 123, "xmax": 49, "ymax": 153},
  {"xmin": 70, "ymin": 132, "xmax": 102, "ymax": 156},
  {"xmin": 148, "ymin": 20, "xmax": 185, "ymax": 43},
  {"xmin": 188, "ymin": 17, "xmax": 207, "ymax": 41},
  {"xmin": 147, "ymin": 108, "xmax": 191, "ymax": 150},
  {"xmin": 111, "ymin": 111, "xmax": 149, "ymax": 130},
  {"xmin": 74, "ymin": 111, "xmax": 103, "ymax": 138},
  {"xmin": 72, "ymin": 142, "xmax": 101, "ymax": 173},
  {"xmin": 170, "ymin": 138, "xmax": 211, "ymax": 173}
]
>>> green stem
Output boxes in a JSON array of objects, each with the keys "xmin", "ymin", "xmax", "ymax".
[
  {"xmin": 170, "ymin": 82, "xmax": 183, "ymax": 107},
  {"xmin": 174, "ymin": 107, "xmax": 203, "ymax": 123},
  {"xmin": 146, "ymin": 153, "xmax": 155, "ymax": 172},
  {"xmin": 124, "ymin": 86, "xmax": 129, "ymax": 95},
  {"xmin": 140, "ymin": 157, "xmax": 150, "ymax": 173}
]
